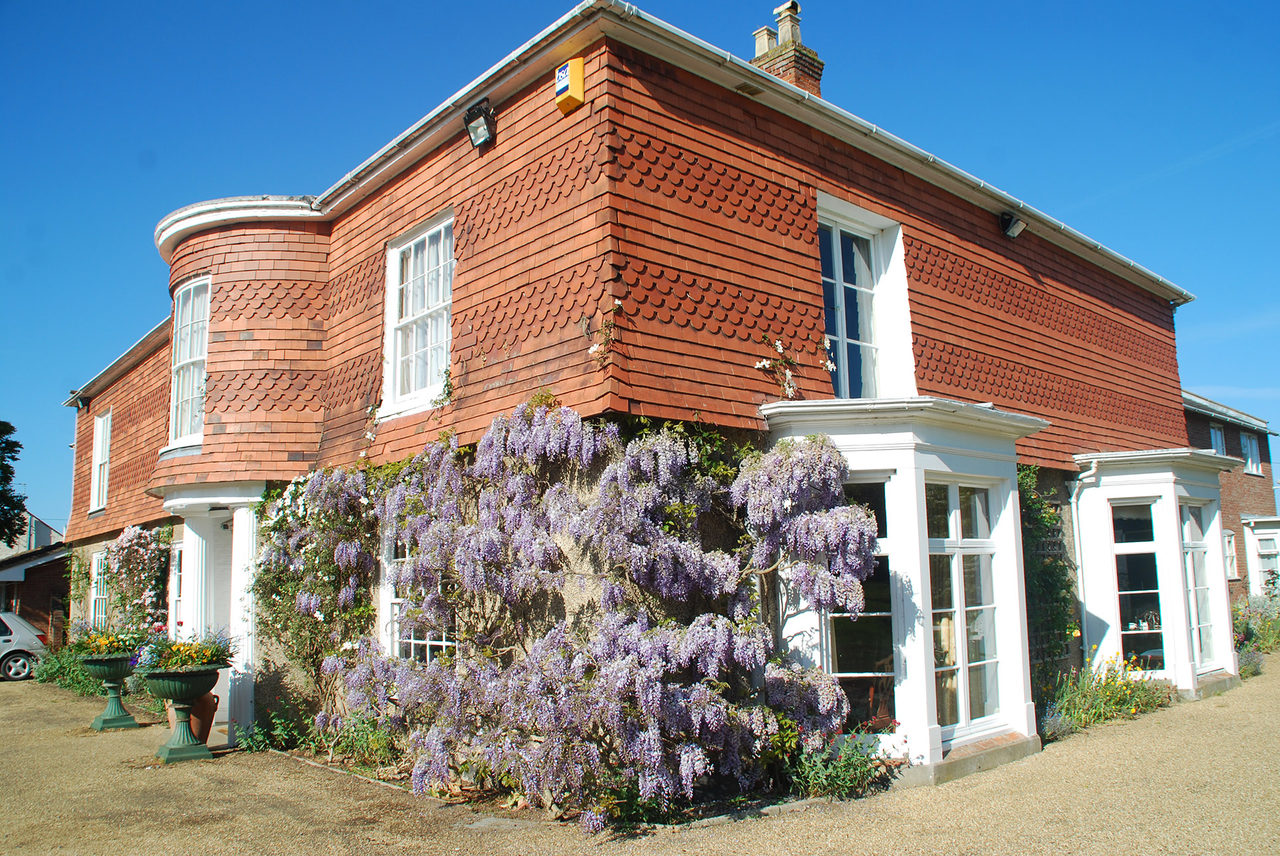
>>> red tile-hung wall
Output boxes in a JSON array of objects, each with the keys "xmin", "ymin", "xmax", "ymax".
[
  {"xmin": 319, "ymin": 40, "xmax": 619, "ymax": 467},
  {"xmin": 65, "ymin": 340, "xmax": 174, "ymax": 545},
  {"xmin": 151, "ymin": 221, "xmax": 332, "ymax": 493},
  {"xmin": 603, "ymin": 43, "xmax": 1187, "ymax": 470}
]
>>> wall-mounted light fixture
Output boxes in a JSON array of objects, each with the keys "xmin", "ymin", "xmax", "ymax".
[
  {"xmin": 463, "ymin": 98, "xmax": 496, "ymax": 148},
  {"xmin": 999, "ymin": 211, "xmax": 1027, "ymax": 238}
]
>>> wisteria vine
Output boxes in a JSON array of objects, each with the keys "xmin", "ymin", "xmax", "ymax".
[{"xmin": 259, "ymin": 404, "xmax": 877, "ymax": 824}]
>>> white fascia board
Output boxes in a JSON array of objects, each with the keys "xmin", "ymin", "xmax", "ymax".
[
  {"xmin": 64, "ymin": 318, "xmax": 171, "ymax": 407},
  {"xmin": 159, "ymin": 481, "xmax": 268, "ymax": 514},
  {"xmin": 1073, "ymin": 447, "xmax": 1240, "ymax": 475},
  {"xmin": 154, "ymin": 196, "xmax": 323, "ymax": 263},
  {"xmin": 1182, "ymin": 390, "xmax": 1272, "ymax": 434},
  {"xmin": 152, "ymin": 0, "xmax": 1194, "ymax": 307},
  {"xmin": 761, "ymin": 397, "xmax": 1049, "ymax": 440}
]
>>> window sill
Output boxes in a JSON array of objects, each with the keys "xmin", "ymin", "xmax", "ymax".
[
  {"xmin": 376, "ymin": 393, "xmax": 442, "ymax": 424},
  {"xmin": 158, "ymin": 438, "xmax": 203, "ymax": 461}
]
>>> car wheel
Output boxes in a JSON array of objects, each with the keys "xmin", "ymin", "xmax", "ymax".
[{"xmin": 2, "ymin": 652, "xmax": 34, "ymax": 680}]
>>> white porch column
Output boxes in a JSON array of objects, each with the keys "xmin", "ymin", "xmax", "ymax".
[
  {"xmin": 227, "ymin": 505, "xmax": 258, "ymax": 747},
  {"xmin": 180, "ymin": 517, "xmax": 209, "ymax": 638}
]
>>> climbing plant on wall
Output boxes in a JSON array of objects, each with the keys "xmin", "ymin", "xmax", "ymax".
[{"xmin": 260, "ymin": 403, "xmax": 878, "ymax": 826}]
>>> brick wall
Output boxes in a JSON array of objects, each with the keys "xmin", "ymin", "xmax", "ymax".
[
  {"xmin": 318, "ymin": 40, "xmax": 619, "ymax": 466},
  {"xmin": 601, "ymin": 42, "xmax": 1187, "ymax": 469},
  {"xmin": 65, "ymin": 340, "xmax": 173, "ymax": 544},
  {"xmin": 1187, "ymin": 409, "xmax": 1276, "ymax": 598}
]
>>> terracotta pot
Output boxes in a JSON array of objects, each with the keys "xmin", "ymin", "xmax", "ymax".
[{"xmin": 166, "ymin": 691, "xmax": 219, "ymax": 744}]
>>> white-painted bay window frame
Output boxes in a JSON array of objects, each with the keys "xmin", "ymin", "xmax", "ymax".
[
  {"xmin": 89, "ymin": 410, "xmax": 111, "ymax": 512},
  {"xmin": 379, "ymin": 212, "xmax": 454, "ymax": 421},
  {"xmin": 169, "ymin": 276, "xmax": 210, "ymax": 446}
]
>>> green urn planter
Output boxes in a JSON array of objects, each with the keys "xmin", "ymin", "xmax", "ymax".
[
  {"xmin": 81, "ymin": 655, "xmax": 140, "ymax": 731},
  {"xmin": 144, "ymin": 668, "xmax": 224, "ymax": 763}
]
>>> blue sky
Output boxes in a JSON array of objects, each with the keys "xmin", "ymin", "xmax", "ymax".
[{"xmin": 2, "ymin": 0, "xmax": 1277, "ymax": 529}]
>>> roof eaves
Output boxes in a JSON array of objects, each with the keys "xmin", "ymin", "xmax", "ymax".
[{"xmin": 1182, "ymin": 390, "xmax": 1273, "ymax": 434}]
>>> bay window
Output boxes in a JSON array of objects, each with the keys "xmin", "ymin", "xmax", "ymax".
[{"xmin": 170, "ymin": 277, "xmax": 209, "ymax": 444}]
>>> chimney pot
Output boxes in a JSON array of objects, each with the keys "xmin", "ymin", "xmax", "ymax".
[
  {"xmin": 753, "ymin": 25, "xmax": 778, "ymax": 58},
  {"xmin": 774, "ymin": 1, "xmax": 802, "ymax": 45},
  {"xmin": 749, "ymin": 1, "xmax": 824, "ymax": 97}
]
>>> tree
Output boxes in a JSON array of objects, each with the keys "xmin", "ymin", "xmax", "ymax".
[{"xmin": 0, "ymin": 421, "xmax": 28, "ymax": 548}]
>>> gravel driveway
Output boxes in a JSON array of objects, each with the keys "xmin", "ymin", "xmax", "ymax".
[{"xmin": 3, "ymin": 659, "xmax": 1277, "ymax": 855}]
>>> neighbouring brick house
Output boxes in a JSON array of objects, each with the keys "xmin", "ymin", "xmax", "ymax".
[
  {"xmin": 0, "ymin": 511, "xmax": 70, "ymax": 640},
  {"xmin": 1184, "ymin": 391, "xmax": 1278, "ymax": 599},
  {"xmin": 62, "ymin": 1, "xmax": 1240, "ymax": 776}
]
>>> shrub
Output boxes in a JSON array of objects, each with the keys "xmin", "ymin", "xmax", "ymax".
[
  {"xmin": 1234, "ymin": 594, "xmax": 1280, "ymax": 655},
  {"xmin": 1051, "ymin": 656, "xmax": 1174, "ymax": 729},
  {"xmin": 33, "ymin": 645, "xmax": 104, "ymax": 696},
  {"xmin": 1238, "ymin": 649, "xmax": 1264, "ymax": 679},
  {"xmin": 787, "ymin": 739, "xmax": 888, "ymax": 799}
]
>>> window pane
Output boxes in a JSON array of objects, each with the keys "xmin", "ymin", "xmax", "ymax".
[
  {"xmin": 1197, "ymin": 624, "xmax": 1215, "ymax": 663},
  {"xmin": 926, "ymin": 484, "xmax": 950, "ymax": 539},
  {"xmin": 929, "ymin": 554, "xmax": 953, "ymax": 610},
  {"xmin": 935, "ymin": 670, "xmax": 958, "ymax": 727},
  {"xmin": 968, "ymin": 663, "xmax": 999, "ymax": 719},
  {"xmin": 818, "ymin": 225, "xmax": 834, "ymax": 280},
  {"xmin": 845, "ymin": 341, "xmax": 862, "ymax": 398},
  {"xmin": 1121, "ymin": 631, "xmax": 1164, "ymax": 669},
  {"xmin": 831, "ymin": 614, "xmax": 893, "ymax": 674},
  {"xmin": 932, "ymin": 608, "xmax": 957, "ymax": 668},
  {"xmin": 962, "ymin": 554, "xmax": 995, "ymax": 607},
  {"xmin": 843, "ymin": 285, "xmax": 860, "ymax": 343},
  {"xmin": 822, "ymin": 282, "xmax": 838, "ymax": 338},
  {"xmin": 1119, "ymin": 592, "xmax": 1161, "ymax": 631},
  {"xmin": 844, "ymin": 483, "xmax": 887, "ymax": 539},
  {"xmin": 1113, "ymin": 504, "xmax": 1154, "ymax": 543},
  {"xmin": 959, "ymin": 487, "xmax": 990, "ymax": 539},
  {"xmin": 839, "ymin": 676, "xmax": 895, "ymax": 732},
  {"xmin": 965, "ymin": 606, "xmax": 996, "ymax": 662},
  {"xmin": 1116, "ymin": 553, "xmax": 1158, "ymax": 592}
]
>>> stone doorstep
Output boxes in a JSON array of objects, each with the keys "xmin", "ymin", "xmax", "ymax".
[
  {"xmin": 895, "ymin": 731, "xmax": 1042, "ymax": 788},
  {"xmin": 1182, "ymin": 669, "xmax": 1241, "ymax": 701}
]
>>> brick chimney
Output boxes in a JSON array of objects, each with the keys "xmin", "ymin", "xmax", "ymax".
[{"xmin": 749, "ymin": 2, "xmax": 824, "ymax": 97}]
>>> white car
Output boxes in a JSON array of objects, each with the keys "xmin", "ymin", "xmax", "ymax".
[{"xmin": 0, "ymin": 612, "xmax": 49, "ymax": 680}]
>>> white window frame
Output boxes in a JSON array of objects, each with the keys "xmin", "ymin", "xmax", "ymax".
[
  {"xmin": 822, "ymin": 480, "xmax": 895, "ymax": 732},
  {"xmin": 1224, "ymin": 531, "xmax": 1238, "ymax": 580},
  {"xmin": 381, "ymin": 538, "xmax": 454, "ymax": 664},
  {"xmin": 1209, "ymin": 424, "xmax": 1226, "ymax": 456},
  {"xmin": 1241, "ymin": 432, "xmax": 1262, "ymax": 475},
  {"xmin": 89, "ymin": 410, "xmax": 111, "ymax": 512},
  {"xmin": 927, "ymin": 480, "xmax": 1001, "ymax": 736},
  {"xmin": 379, "ymin": 213, "xmax": 455, "ymax": 421},
  {"xmin": 90, "ymin": 551, "xmax": 109, "ymax": 630},
  {"xmin": 1180, "ymin": 503, "xmax": 1217, "ymax": 671},
  {"xmin": 169, "ymin": 276, "xmax": 210, "ymax": 445},
  {"xmin": 815, "ymin": 193, "xmax": 916, "ymax": 401},
  {"xmin": 168, "ymin": 542, "xmax": 184, "ymax": 635}
]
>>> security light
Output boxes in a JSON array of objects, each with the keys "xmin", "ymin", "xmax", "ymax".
[
  {"xmin": 463, "ymin": 99, "xmax": 496, "ymax": 148},
  {"xmin": 999, "ymin": 212, "xmax": 1027, "ymax": 238}
]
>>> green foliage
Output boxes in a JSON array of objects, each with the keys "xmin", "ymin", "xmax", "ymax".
[
  {"xmin": 596, "ymin": 776, "xmax": 683, "ymax": 826},
  {"xmin": 33, "ymin": 644, "xmax": 106, "ymax": 696},
  {"xmin": 237, "ymin": 702, "xmax": 315, "ymax": 753},
  {"xmin": 787, "ymin": 739, "xmax": 888, "ymax": 799},
  {"xmin": 0, "ymin": 420, "xmax": 26, "ymax": 548},
  {"xmin": 68, "ymin": 550, "xmax": 92, "ymax": 603},
  {"xmin": 1234, "ymin": 594, "xmax": 1280, "ymax": 657},
  {"xmin": 1050, "ymin": 655, "xmax": 1174, "ymax": 729},
  {"xmin": 1018, "ymin": 466, "xmax": 1078, "ymax": 696},
  {"xmin": 318, "ymin": 715, "xmax": 400, "ymax": 768}
]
